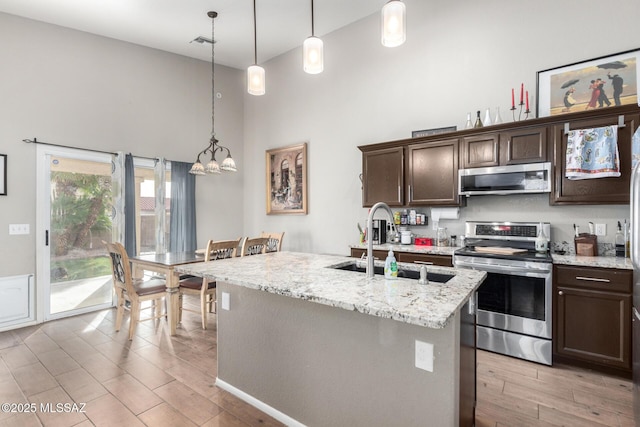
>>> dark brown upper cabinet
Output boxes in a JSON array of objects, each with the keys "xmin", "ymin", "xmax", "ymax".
[
  {"xmin": 461, "ymin": 126, "xmax": 547, "ymax": 169},
  {"xmin": 361, "ymin": 146, "xmax": 404, "ymax": 207},
  {"xmin": 406, "ymin": 139, "xmax": 461, "ymax": 206},
  {"xmin": 550, "ymin": 110, "xmax": 639, "ymax": 205}
]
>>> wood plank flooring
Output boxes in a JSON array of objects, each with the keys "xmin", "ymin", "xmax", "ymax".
[
  {"xmin": 475, "ymin": 348, "xmax": 636, "ymax": 427},
  {"xmin": 0, "ymin": 296, "xmax": 636, "ymax": 426}
]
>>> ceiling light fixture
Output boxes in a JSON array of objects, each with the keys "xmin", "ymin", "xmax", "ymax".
[
  {"xmin": 189, "ymin": 11, "xmax": 237, "ymax": 176},
  {"xmin": 381, "ymin": 0, "xmax": 406, "ymax": 48},
  {"xmin": 247, "ymin": 0, "xmax": 265, "ymax": 95},
  {"xmin": 303, "ymin": 0, "xmax": 323, "ymax": 74}
]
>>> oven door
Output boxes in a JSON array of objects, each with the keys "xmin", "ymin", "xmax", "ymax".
[{"xmin": 454, "ymin": 256, "xmax": 552, "ymax": 339}]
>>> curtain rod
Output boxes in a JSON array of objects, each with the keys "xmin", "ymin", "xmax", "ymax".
[{"xmin": 22, "ymin": 137, "xmax": 160, "ymax": 162}]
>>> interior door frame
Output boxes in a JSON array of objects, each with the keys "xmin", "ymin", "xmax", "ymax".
[{"xmin": 36, "ymin": 144, "xmax": 116, "ymax": 321}]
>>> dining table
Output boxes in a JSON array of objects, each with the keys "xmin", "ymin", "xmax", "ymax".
[{"xmin": 129, "ymin": 251, "xmax": 204, "ymax": 335}]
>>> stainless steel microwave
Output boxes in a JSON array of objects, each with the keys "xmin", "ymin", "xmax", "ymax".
[{"xmin": 458, "ymin": 162, "xmax": 552, "ymax": 196}]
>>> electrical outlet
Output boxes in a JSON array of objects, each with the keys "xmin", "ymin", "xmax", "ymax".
[
  {"xmin": 415, "ymin": 340, "xmax": 434, "ymax": 372},
  {"xmin": 221, "ymin": 292, "xmax": 230, "ymax": 311},
  {"xmin": 595, "ymin": 223, "xmax": 607, "ymax": 236}
]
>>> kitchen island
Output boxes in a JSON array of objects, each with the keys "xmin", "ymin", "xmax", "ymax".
[{"xmin": 176, "ymin": 252, "xmax": 486, "ymax": 427}]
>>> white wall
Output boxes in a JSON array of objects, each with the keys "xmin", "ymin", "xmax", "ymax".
[
  {"xmin": 243, "ymin": 0, "xmax": 638, "ymax": 255},
  {"xmin": 0, "ymin": 12, "xmax": 245, "ymax": 277}
]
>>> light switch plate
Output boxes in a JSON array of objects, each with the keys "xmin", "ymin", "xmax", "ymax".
[
  {"xmin": 595, "ymin": 223, "xmax": 606, "ymax": 236},
  {"xmin": 9, "ymin": 224, "xmax": 30, "ymax": 235},
  {"xmin": 221, "ymin": 292, "xmax": 230, "ymax": 311}
]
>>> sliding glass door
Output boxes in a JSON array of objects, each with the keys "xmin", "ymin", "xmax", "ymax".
[{"xmin": 37, "ymin": 145, "xmax": 115, "ymax": 320}]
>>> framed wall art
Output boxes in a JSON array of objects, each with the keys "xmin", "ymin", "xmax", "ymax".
[
  {"xmin": 536, "ymin": 48, "xmax": 639, "ymax": 118},
  {"xmin": 266, "ymin": 143, "xmax": 307, "ymax": 215},
  {"xmin": 411, "ymin": 126, "xmax": 457, "ymax": 138},
  {"xmin": 0, "ymin": 154, "xmax": 6, "ymax": 195}
]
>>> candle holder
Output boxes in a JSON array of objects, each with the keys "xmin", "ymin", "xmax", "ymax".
[{"xmin": 511, "ymin": 101, "xmax": 531, "ymax": 121}]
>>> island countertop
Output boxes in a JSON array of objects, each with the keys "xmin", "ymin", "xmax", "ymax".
[{"xmin": 175, "ymin": 251, "xmax": 486, "ymax": 329}]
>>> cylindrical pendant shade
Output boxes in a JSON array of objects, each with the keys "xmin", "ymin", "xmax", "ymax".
[
  {"xmin": 381, "ymin": 1, "xmax": 406, "ymax": 47},
  {"xmin": 303, "ymin": 36, "xmax": 324, "ymax": 74},
  {"xmin": 247, "ymin": 65, "xmax": 265, "ymax": 96}
]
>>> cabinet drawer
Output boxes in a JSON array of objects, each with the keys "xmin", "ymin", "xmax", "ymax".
[
  {"xmin": 350, "ymin": 248, "xmax": 388, "ymax": 260},
  {"xmin": 555, "ymin": 265, "xmax": 631, "ymax": 293},
  {"xmin": 396, "ymin": 252, "xmax": 453, "ymax": 267}
]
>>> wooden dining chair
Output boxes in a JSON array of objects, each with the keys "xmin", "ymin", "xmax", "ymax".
[
  {"xmin": 179, "ymin": 238, "xmax": 241, "ymax": 329},
  {"xmin": 104, "ymin": 241, "xmax": 167, "ymax": 340},
  {"xmin": 240, "ymin": 237, "xmax": 270, "ymax": 257},
  {"xmin": 260, "ymin": 231, "xmax": 284, "ymax": 253}
]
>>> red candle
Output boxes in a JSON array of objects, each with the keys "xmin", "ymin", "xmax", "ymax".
[
  {"xmin": 520, "ymin": 83, "xmax": 524, "ymax": 104},
  {"xmin": 511, "ymin": 88, "xmax": 515, "ymax": 108},
  {"xmin": 526, "ymin": 90, "xmax": 529, "ymax": 110}
]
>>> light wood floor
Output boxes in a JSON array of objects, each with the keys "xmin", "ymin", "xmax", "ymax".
[{"xmin": 0, "ymin": 296, "xmax": 636, "ymax": 426}]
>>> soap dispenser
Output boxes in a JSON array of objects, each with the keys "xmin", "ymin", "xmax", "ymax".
[{"xmin": 384, "ymin": 250, "xmax": 398, "ymax": 279}]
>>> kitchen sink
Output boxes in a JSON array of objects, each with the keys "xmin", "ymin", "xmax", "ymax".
[{"xmin": 331, "ymin": 262, "xmax": 454, "ymax": 283}]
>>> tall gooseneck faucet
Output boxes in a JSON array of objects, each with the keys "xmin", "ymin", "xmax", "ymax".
[{"xmin": 366, "ymin": 202, "xmax": 397, "ymax": 278}]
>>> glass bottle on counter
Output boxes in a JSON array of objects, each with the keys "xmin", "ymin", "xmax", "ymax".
[
  {"xmin": 436, "ymin": 227, "xmax": 448, "ymax": 247},
  {"xmin": 535, "ymin": 222, "xmax": 548, "ymax": 253},
  {"xmin": 465, "ymin": 112, "xmax": 473, "ymax": 129},
  {"xmin": 473, "ymin": 110, "xmax": 483, "ymax": 128}
]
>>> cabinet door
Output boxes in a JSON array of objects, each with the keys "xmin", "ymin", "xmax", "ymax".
[
  {"xmin": 555, "ymin": 286, "xmax": 631, "ymax": 370},
  {"xmin": 461, "ymin": 134, "xmax": 499, "ymax": 168},
  {"xmin": 500, "ymin": 126, "xmax": 547, "ymax": 165},
  {"xmin": 407, "ymin": 139, "xmax": 460, "ymax": 206},
  {"xmin": 362, "ymin": 147, "xmax": 404, "ymax": 207},
  {"xmin": 350, "ymin": 248, "xmax": 388, "ymax": 260},
  {"xmin": 551, "ymin": 112, "xmax": 639, "ymax": 204}
]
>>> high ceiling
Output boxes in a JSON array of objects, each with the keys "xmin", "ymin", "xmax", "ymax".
[{"xmin": 0, "ymin": 0, "xmax": 382, "ymax": 69}]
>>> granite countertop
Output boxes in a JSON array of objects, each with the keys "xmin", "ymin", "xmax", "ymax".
[
  {"xmin": 175, "ymin": 251, "xmax": 486, "ymax": 330},
  {"xmin": 350, "ymin": 243, "xmax": 458, "ymax": 256},
  {"xmin": 354, "ymin": 243, "xmax": 634, "ymax": 270},
  {"xmin": 551, "ymin": 254, "xmax": 633, "ymax": 270}
]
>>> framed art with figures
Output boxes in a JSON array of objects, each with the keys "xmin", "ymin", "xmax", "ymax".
[
  {"xmin": 266, "ymin": 143, "xmax": 307, "ymax": 215},
  {"xmin": 536, "ymin": 48, "xmax": 639, "ymax": 118}
]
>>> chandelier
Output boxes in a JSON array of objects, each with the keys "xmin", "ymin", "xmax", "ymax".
[{"xmin": 190, "ymin": 11, "xmax": 237, "ymax": 175}]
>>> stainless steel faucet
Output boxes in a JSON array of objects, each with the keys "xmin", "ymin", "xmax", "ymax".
[{"xmin": 366, "ymin": 202, "xmax": 396, "ymax": 278}]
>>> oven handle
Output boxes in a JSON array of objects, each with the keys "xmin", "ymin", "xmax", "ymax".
[{"xmin": 454, "ymin": 260, "xmax": 551, "ymax": 276}]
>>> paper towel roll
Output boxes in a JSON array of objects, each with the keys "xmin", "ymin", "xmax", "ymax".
[{"xmin": 431, "ymin": 208, "xmax": 460, "ymax": 222}]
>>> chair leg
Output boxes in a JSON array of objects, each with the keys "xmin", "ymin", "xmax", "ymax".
[
  {"xmin": 201, "ymin": 293, "xmax": 208, "ymax": 330},
  {"xmin": 128, "ymin": 301, "xmax": 140, "ymax": 340},
  {"xmin": 115, "ymin": 291, "xmax": 125, "ymax": 332}
]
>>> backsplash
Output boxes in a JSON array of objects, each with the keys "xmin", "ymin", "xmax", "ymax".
[{"xmin": 551, "ymin": 241, "xmax": 616, "ymax": 257}]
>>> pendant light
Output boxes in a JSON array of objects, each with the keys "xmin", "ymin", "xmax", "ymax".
[
  {"xmin": 381, "ymin": 0, "xmax": 406, "ymax": 47},
  {"xmin": 303, "ymin": 0, "xmax": 323, "ymax": 74},
  {"xmin": 248, "ymin": 0, "xmax": 265, "ymax": 95},
  {"xmin": 189, "ymin": 11, "xmax": 237, "ymax": 176}
]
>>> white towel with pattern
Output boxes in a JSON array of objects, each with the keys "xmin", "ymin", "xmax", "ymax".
[{"xmin": 565, "ymin": 125, "xmax": 619, "ymax": 180}]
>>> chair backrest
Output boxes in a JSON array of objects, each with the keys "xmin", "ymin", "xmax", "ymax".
[
  {"xmin": 205, "ymin": 238, "xmax": 242, "ymax": 261},
  {"xmin": 260, "ymin": 231, "xmax": 284, "ymax": 253},
  {"xmin": 104, "ymin": 241, "xmax": 136, "ymax": 298},
  {"xmin": 240, "ymin": 237, "xmax": 269, "ymax": 257}
]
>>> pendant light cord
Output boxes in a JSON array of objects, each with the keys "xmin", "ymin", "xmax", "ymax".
[
  {"xmin": 210, "ymin": 12, "xmax": 216, "ymax": 138},
  {"xmin": 253, "ymin": 0, "xmax": 258, "ymax": 65},
  {"xmin": 311, "ymin": 0, "xmax": 315, "ymax": 36}
]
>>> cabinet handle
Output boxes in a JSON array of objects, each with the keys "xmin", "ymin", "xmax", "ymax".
[
  {"xmin": 398, "ymin": 185, "xmax": 401, "ymax": 201},
  {"xmin": 575, "ymin": 276, "xmax": 610, "ymax": 283},
  {"xmin": 408, "ymin": 185, "xmax": 412, "ymax": 201},
  {"xmin": 558, "ymin": 291, "xmax": 563, "ymax": 296},
  {"xmin": 413, "ymin": 261, "xmax": 434, "ymax": 265}
]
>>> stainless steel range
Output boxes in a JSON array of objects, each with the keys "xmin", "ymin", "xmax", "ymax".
[{"xmin": 453, "ymin": 221, "xmax": 553, "ymax": 365}]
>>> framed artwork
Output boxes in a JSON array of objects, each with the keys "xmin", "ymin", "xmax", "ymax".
[
  {"xmin": 266, "ymin": 143, "xmax": 307, "ymax": 215},
  {"xmin": 411, "ymin": 126, "xmax": 457, "ymax": 138},
  {"xmin": 0, "ymin": 154, "xmax": 6, "ymax": 195},
  {"xmin": 536, "ymin": 48, "xmax": 639, "ymax": 118}
]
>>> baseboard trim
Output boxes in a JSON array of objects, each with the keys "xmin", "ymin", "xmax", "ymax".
[{"xmin": 215, "ymin": 378, "xmax": 306, "ymax": 427}]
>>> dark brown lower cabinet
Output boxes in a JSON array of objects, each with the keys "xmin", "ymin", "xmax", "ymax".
[
  {"xmin": 553, "ymin": 265, "xmax": 632, "ymax": 377},
  {"xmin": 350, "ymin": 248, "xmax": 453, "ymax": 267}
]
